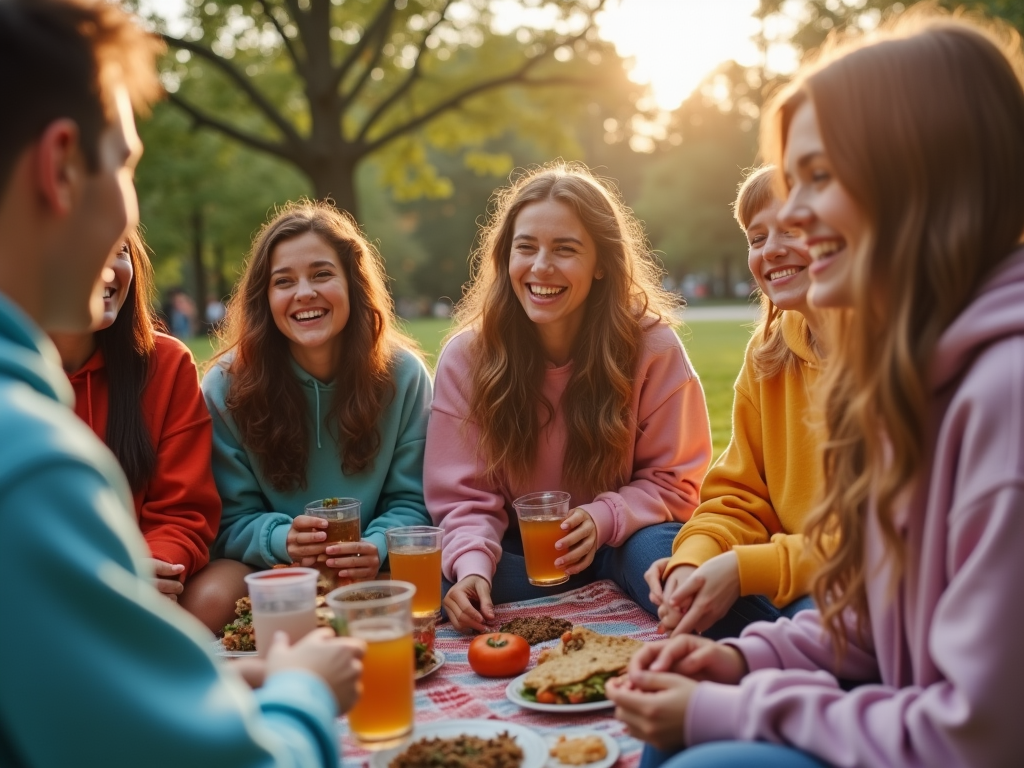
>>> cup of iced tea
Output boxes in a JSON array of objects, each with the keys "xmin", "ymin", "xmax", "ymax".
[
  {"xmin": 243, "ymin": 567, "xmax": 319, "ymax": 657},
  {"xmin": 305, "ymin": 497, "xmax": 361, "ymax": 588},
  {"xmin": 513, "ymin": 491, "xmax": 571, "ymax": 587},
  {"xmin": 385, "ymin": 526, "xmax": 442, "ymax": 617},
  {"xmin": 327, "ymin": 581, "xmax": 416, "ymax": 749}
]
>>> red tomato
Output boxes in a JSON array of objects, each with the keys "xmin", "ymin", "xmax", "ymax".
[{"xmin": 467, "ymin": 633, "xmax": 530, "ymax": 678}]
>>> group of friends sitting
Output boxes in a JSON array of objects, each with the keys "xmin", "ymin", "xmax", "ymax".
[{"xmin": 2, "ymin": 1, "xmax": 1023, "ymax": 767}]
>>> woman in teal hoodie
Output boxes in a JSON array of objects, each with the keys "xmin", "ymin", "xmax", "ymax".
[{"xmin": 186, "ymin": 200, "xmax": 433, "ymax": 631}]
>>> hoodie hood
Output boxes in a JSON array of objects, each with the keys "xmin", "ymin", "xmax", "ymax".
[
  {"xmin": 931, "ymin": 249, "xmax": 1024, "ymax": 392},
  {"xmin": 781, "ymin": 310, "xmax": 820, "ymax": 367},
  {"xmin": 0, "ymin": 293, "xmax": 74, "ymax": 407},
  {"xmin": 66, "ymin": 347, "xmax": 105, "ymax": 430},
  {"xmin": 289, "ymin": 357, "xmax": 335, "ymax": 450}
]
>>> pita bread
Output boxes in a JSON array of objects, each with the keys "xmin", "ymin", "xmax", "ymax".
[{"xmin": 522, "ymin": 627, "xmax": 642, "ymax": 692}]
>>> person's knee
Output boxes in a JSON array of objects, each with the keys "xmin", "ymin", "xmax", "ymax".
[{"xmin": 179, "ymin": 559, "xmax": 253, "ymax": 633}]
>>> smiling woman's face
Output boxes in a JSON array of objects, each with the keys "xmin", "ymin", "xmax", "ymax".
[
  {"xmin": 93, "ymin": 241, "xmax": 134, "ymax": 332},
  {"xmin": 267, "ymin": 231, "xmax": 350, "ymax": 359}
]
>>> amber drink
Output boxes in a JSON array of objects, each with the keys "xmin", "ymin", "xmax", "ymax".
[
  {"xmin": 327, "ymin": 581, "xmax": 416, "ymax": 749},
  {"xmin": 385, "ymin": 526, "xmax": 443, "ymax": 616},
  {"xmin": 304, "ymin": 497, "xmax": 361, "ymax": 589},
  {"xmin": 513, "ymin": 491, "xmax": 571, "ymax": 586},
  {"xmin": 243, "ymin": 567, "xmax": 319, "ymax": 657}
]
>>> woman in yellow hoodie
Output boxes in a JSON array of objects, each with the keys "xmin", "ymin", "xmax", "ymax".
[{"xmin": 645, "ymin": 165, "xmax": 824, "ymax": 639}]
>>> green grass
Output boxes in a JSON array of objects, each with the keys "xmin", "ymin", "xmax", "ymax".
[{"xmin": 187, "ymin": 318, "xmax": 752, "ymax": 460}]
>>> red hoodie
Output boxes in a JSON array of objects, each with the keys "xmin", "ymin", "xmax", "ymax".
[{"xmin": 67, "ymin": 332, "xmax": 220, "ymax": 578}]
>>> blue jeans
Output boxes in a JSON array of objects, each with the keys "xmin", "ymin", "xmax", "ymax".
[
  {"xmin": 442, "ymin": 522, "xmax": 680, "ymax": 617},
  {"xmin": 702, "ymin": 593, "xmax": 816, "ymax": 640},
  {"xmin": 640, "ymin": 742, "xmax": 831, "ymax": 768}
]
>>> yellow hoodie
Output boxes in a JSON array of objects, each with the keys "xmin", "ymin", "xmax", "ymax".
[{"xmin": 666, "ymin": 311, "xmax": 822, "ymax": 607}]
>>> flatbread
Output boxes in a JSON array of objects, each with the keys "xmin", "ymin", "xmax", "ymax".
[{"xmin": 522, "ymin": 627, "xmax": 642, "ymax": 692}]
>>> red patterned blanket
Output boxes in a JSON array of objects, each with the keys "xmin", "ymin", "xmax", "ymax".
[{"xmin": 337, "ymin": 579, "xmax": 664, "ymax": 767}]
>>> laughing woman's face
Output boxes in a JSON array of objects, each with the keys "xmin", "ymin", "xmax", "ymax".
[{"xmin": 94, "ymin": 242, "xmax": 134, "ymax": 331}]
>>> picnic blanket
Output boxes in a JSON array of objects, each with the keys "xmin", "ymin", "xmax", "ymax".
[{"xmin": 337, "ymin": 579, "xmax": 665, "ymax": 767}]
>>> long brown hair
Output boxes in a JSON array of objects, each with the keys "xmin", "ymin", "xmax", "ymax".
[
  {"xmin": 733, "ymin": 165, "xmax": 802, "ymax": 380},
  {"xmin": 215, "ymin": 200, "xmax": 417, "ymax": 491},
  {"xmin": 763, "ymin": 10, "xmax": 1024, "ymax": 652},
  {"xmin": 452, "ymin": 162, "xmax": 678, "ymax": 497},
  {"xmin": 95, "ymin": 228, "xmax": 158, "ymax": 493}
]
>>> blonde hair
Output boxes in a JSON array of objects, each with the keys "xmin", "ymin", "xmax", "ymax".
[
  {"xmin": 734, "ymin": 165, "xmax": 801, "ymax": 379},
  {"xmin": 451, "ymin": 161, "xmax": 678, "ymax": 497},
  {"xmin": 762, "ymin": 9, "xmax": 1024, "ymax": 653}
]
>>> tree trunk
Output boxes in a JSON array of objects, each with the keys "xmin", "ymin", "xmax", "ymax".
[
  {"xmin": 308, "ymin": 155, "xmax": 360, "ymax": 219},
  {"xmin": 191, "ymin": 207, "xmax": 207, "ymax": 308},
  {"xmin": 214, "ymin": 243, "xmax": 229, "ymax": 299}
]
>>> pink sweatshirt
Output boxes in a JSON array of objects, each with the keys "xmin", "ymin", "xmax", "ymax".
[
  {"xmin": 687, "ymin": 251, "xmax": 1024, "ymax": 767},
  {"xmin": 425, "ymin": 321, "xmax": 713, "ymax": 584}
]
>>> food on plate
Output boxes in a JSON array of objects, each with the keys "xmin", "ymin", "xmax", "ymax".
[
  {"xmin": 220, "ymin": 576, "xmax": 333, "ymax": 652},
  {"xmin": 498, "ymin": 616, "xmax": 573, "ymax": 645},
  {"xmin": 388, "ymin": 732, "xmax": 523, "ymax": 768},
  {"xmin": 414, "ymin": 613, "xmax": 438, "ymax": 674},
  {"xmin": 468, "ymin": 633, "xmax": 530, "ymax": 678},
  {"xmin": 549, "ymin": 735, "xmax": 608, "ymax": 765},
  {"xmin": 521, "ymin": 627, "xmax": 642, "ymax": 705}
]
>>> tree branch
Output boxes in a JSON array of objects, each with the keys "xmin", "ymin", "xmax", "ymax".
[
  {"xmin": 167, "ymin": 92, "xmax": 299, "ymax": 162},
  {"xmin": 163, "ymin": 34, "xmax": 304, "ymax": 147},
  {"xmin": 261, "ymin": 0, "xmax": 305, "ymax": 77},
  {"xmin": 355, "ymin": 0, "xmax": 454, "ymax": 142},
  {"xmin": 363, "ymin": 73, "xmax": 603, "ymax": 155},
  {"xmin": 332, "ymin": 0, "xmax": 397, "ymax": 92}
]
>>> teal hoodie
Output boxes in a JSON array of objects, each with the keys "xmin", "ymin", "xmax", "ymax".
[
  {"xmin": 203, "ymin": 347, "xmax": 432, "ymax": 568},
  {"xmin": 0, "ymin": 293, "xmax": 339, "ymax": 767}
]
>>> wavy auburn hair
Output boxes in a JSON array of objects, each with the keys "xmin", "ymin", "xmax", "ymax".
[
  {"xmin": 214, "ymin": 200, "xmax": 417, "ymax": 491},
  {"xmin": 763, "ymin": 10, "xmax": 1024, "ymax": 653},
  {"xmin": 452, "ymin": 162, "xmax": 678, "ymax": 497},
  {"xmin": 96, "ymin": 228, "xmax": 158, "ymax": 493}
]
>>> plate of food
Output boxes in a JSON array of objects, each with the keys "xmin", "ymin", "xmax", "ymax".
[
  {"xmin": 545, "ymin": 731, "xmax": 620, "ymax": 768},
  {"xmin": 415, "ymin": 648, "xmax": 445, "ymax": 680},
  {"xmin": 368, "ymin": 719, "xmax": 547, "ymax": 768},
  {"xmin": 506, "ymin": 627, "xmax": 643, "ymax": 713}
]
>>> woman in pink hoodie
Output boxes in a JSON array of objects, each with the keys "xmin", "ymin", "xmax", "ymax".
[
  {"xmin": 425, "ymin": 162, "xmax": 713, "ymax": 633},
  {"xmin": 608, "ymin": 12, "xmax": 1024, "ymax": 768}
]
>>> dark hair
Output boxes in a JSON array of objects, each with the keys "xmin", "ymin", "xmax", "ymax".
[
  {"xmin": 0, "ymin": 0, "xmax": 162, "ymax": 194},
  {"xmin": 96, "ymin": 229, "xmax": 157, "ymax": 493},
  {"xmin": 214, "ymin": 200, "xmax": 420, "ymax": 491}
]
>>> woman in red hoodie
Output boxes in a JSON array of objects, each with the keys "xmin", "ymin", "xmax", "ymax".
[{"xmin": 50, "ymin": 229, "xmax": 220, "ymax": 601}]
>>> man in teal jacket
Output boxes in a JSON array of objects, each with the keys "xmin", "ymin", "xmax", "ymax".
[{"xmin": 0, "ymin": 2, "xmax": 364, "ymax": 766}]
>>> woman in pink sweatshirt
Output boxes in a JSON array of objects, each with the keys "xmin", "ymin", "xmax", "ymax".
[
  {"xmin": 607, "ymin": 12, "xmax": 1024, "ymax": 768},
  {"xmin": 425, "ymin": 162, "xmax": 713, "ymax": 632}
]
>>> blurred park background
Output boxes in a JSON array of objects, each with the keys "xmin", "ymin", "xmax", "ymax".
[{"xmin": 134, "ymin": 0, "xmax": 1024, "ymax": 454}]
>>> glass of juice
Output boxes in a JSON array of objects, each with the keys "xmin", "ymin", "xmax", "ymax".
[
  {"xmin": 304, "ymin": 497, "xmax": 361, "ymax": 589},
  {"xmin": 385, "ymin": 526, "xmax": 442, "ymax": 617},
  {"xmin": 243, "ymin": 567, "xmax": 319, "ymax": 657},
  {"xmin": 327, "ymin": 581, "xmax": 417, "ymax": 749},
  {"xmin": 513, "ymin": 491, "xmax": 572, "ymax": 587}
]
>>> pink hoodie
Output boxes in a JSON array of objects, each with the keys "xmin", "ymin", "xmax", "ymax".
[
  {"xmin": 425, "ymin": 321, "xmax": 713, "ymax": 584},
  {"xmin": 687, "ymin": 251, "xmax": 1024, "ymax": 767}
]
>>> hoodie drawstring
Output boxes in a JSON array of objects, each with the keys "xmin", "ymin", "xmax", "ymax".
[
  {"xmin": 85, "ymin": 369, "xmax": 94, "ymax": 429},
  {"xmin": 313, "ymin": 379, "xmax": 322, "ymax": 449}
]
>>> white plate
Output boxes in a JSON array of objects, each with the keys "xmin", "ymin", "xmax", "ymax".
[
  {"xmin": 415, "ymin": 649, "xmax": 446, "ymax": 681},
  {"xmin": 505, "ymin": 672, "xmax": 615, "ymax": 713},
  {"xmin": 212, "ymin": 639, "xmax": 256, "ymax": 658},
  {"xmin": 369, "ymin": 719, "xmax": 548, "ymax": 768},
  {"xmin": 545, "ymin": 730, "xmax": 619, "ymax": 768}
]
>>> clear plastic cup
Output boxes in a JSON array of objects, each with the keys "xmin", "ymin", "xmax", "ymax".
[
  {"xmin": 513, "ymin": 491, "xmax": 571, "ymax": 586},
  {"xmin": 304, "ymin": 497, "xmax": 361, "ymax": 588},
  {"xmin": 327, "ymin": 581, "xmax": 417, "ymax": 749},
  {"xmin": 243, "ymin": 567, "xmax": 319, "ymax": 657},
  {"xmin": 385, "ymin": 526, "xmax": 443, "ymax": 617}
]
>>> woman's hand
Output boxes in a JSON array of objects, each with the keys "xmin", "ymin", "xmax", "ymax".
[
  {"xmin": 606, "ymin": 672, "xmax": 696, "ymax": 752},
  {"xmin": 554, "ymin": 508, "xmax": 598, "ymax": 575},
  {"xmin": 442, "ymin": 575, "xmax": 494, "ymax": 634},
  {"xmin": 229, "ymin": 657, "xmax": 267, "ymax": 689},
  {"xmin": 644, "ymin": 557, "xmax": 671, "ymax": 607},
  {"xmin": 285, "ymin": 515, "xmax": 328, "ymax": 566},
  {"xmin": 325, "ymin": 540, "xmax": 380, "ymax": 582},
  {"xmin": 666, "ymin": 552, "xmax": 741, "ymax": 637},
  {"xmin": 629, "ymin": 634, "xmax": 747, "ymax": 684},
  {"xmin": 149, "ymin": 559, "xmax": 185, "ymax": 601},
  {"xmin": 265, "ymin": 628, "xmax": 366, "ymax": 714},
  {"xmin": 656, "ymin": 564, "xmax": 696, "ymax": 634}
]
